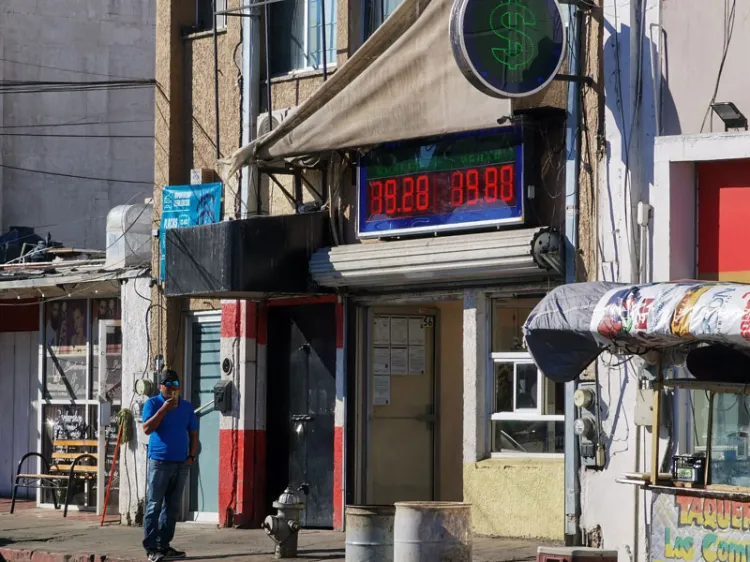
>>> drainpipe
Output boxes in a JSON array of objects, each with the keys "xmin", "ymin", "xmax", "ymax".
[
  {"xmin": 240, "ymin": 2, "xmax": 261, "ymax": 217},
  {"xmin": 564, "ymin": 1, "xmax": 583, "ymax": 546}
]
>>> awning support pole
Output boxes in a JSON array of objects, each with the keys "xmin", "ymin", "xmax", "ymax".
[{"xmin": 264, "ymin": 2, "xmax": 273, "ymax": 131}]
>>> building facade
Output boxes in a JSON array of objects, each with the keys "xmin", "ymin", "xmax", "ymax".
[
  {"xmin": 576, "ymin": 0, "xmax": 750, "ymax": 558},
  {"xmin": 0, "ymin": 0, "xmax": 156, "ymax": 249},
  {"xmin": 146, "ymin": 0, "xmax": 593, "ymax": 540}
]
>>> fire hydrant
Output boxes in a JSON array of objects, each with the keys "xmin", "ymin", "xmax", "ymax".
[{"xmin": 261, "ymin": 486, "xmax": 307, "ymax": 558}]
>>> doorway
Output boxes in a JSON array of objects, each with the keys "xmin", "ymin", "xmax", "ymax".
[
  {"xmin": 365, "ymin": 308, "xmax": 437, "ymax": 504},
  {"xmin": 185, "ymin": 313, "xmax": 221, "ymax": 522},
  {"xmin": 267, "ymin": 304, "xmax": 336, "ymax": 528}
]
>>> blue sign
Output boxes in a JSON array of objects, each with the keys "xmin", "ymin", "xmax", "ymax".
[
  {"xmin": 159, "ymin": 182, "xmax": 222, "ymax": 281},
  {"xmin": 357, "ymin": 127, "xmax": 524, "ymax": 238},
  {"xmin": 450, "ymin": 0, "xmax": 566, "ymax": 98}
]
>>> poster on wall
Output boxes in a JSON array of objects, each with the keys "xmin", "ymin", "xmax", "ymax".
[
  {"xmin": 44, "ymin": 299, "xmax": 88, "ymax": 353},
  {"xmin": 651, "ymin": 492, "xmax": 750, "ymax": 562},
  {"xmin": 159, "ymin": 182, "xmax": 222, "ymax": 281}
]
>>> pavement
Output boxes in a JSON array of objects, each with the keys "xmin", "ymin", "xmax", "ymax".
[{"xmin": 0, "ymin": 499, "xmax": 558, "ymax": 562}]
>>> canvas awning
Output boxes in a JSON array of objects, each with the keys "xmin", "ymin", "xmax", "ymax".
[
  {"xmin": 523, "ymin": 281, "xmax": 750, "ymax": 383},
  {"xmin": 220, "ymin": 0, "xmax": 512, "ymax": 177}
]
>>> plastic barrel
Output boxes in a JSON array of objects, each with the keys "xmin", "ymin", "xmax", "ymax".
[
  {"xmin": 393, "ymin": 501, "xmax": 472, "ymax": 562},
  {"xmin": 345, "ymin": 505, "xmax": 396, "ymax": 562}
]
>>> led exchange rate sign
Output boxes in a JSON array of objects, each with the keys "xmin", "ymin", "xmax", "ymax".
[
  {"xmin": 450, "ymin": 0, "xmax": 566, "ymax": 98},
  {"xmin": 358, "ymin": 127, "xmax": 524, "ymax": 238}
]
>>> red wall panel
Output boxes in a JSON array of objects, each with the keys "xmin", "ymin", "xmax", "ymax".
[{"xmin": 697, "ymin": 159, "xmax": 750, "ymax": 280}]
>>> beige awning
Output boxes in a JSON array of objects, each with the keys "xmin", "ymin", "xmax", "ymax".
[{"xmin": 220, "ymin": 0, "xmax": 512, "ymax": 178}]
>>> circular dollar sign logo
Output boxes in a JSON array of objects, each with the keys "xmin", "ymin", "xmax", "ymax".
[{"xmin": 450, "ymin": 0, "xmax": 565, "ymax": 98}]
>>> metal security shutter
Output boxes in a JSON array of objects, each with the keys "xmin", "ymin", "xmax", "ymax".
[{"xmin": 309, "ymin": 227, "xmax": 562, "ymax": 289}]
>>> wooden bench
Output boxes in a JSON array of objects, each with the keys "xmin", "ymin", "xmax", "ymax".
[{"xmin": 10, "ymin": 439, "xmax": 98, "ymax": 517}]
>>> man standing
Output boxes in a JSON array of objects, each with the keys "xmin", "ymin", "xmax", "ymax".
[{"xmin": 142, "ymin": 371, "xmax": 199, "ymax": 562}]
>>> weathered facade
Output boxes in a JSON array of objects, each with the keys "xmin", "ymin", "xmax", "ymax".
[{"xmin": 149, "ymin": 0, "xmax": 586, "ymax": 540}]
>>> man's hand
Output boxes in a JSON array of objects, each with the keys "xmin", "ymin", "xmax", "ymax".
[
  {"xmin": 162, "ymin": 395, "xmax": 179, "ymax": 411},
  {"xmin": 185, "ymin": 456, "xmax": 195, "ymax": 466}
]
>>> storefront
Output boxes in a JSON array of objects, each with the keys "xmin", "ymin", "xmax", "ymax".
[
  {"xmin": 0, "ymin": 262, "xmax": 150, "ymax": 517},
  {"xmin": 524, "ymin": 280, "xmax": 750, "ymax": 558}
]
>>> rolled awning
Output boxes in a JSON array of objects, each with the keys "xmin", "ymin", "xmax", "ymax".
[
  {"xmin": 523, "ymin": 281, "xmax": 750, "ymax": 383},
  {"xmin": 309, "ymin": 227, "xmax": 562, "ymax": 290},
  {"xmin": 220, "ymin": 0, "xmax": 512, "ymax": 177}
]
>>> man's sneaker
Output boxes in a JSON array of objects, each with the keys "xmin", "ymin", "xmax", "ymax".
[
  {"xmin": 161, "ymin": 547, "xmax": 187, "ymax": 560},
  {"xmin": 147, "ymin": 551, "xmax": 164, "ymax": 562}
]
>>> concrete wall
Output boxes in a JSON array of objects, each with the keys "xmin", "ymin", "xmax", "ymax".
[
  {"xmin": 436, "ymin": 300, "xmax": 463, "ymax": 502},
  {"xmin": 661, "ymin": 0, "xmax": 750, "ymax": 135},
  {"xmin": 0, "ymin": 0, "xmax": 155, "ymax": 249},
  {"xmin": 464, "ymin": 457, "xmax": 564, "ymax": 539},
  {"xmin": 119, "ymin": 276, "xmax": 153, "ymax": 524}
]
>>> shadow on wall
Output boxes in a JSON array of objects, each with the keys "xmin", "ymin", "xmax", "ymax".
[{"xmin": 600, "ymin": 18, "xmax": 678, "ymax": 282}]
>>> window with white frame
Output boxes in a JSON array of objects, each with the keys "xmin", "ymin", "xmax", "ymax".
[
  {"xmin": 195, "ymin": 0, "xmax": 227, "ymax": 33},
  {"xmin": 269, "ymin": 0, "xmax": 337, "ymax": 76},
  {"xmin": 490, "ymin": 302, "xmax": 564, "ymax": 455}
]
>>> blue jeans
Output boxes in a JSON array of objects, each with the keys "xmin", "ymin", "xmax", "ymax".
[{"xmin": 143, "ymin": 459, "xmax": 189, "ymax": 553}]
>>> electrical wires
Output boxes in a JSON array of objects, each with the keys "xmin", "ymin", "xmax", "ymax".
[{"xmin": 0, "ymin": 79, "xmax": 156, "ymax": 95}]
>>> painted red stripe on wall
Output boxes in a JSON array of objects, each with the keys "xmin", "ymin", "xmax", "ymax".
[
  {"xmin": 333, "ymin": 425, "xmax": 344, "ymax": 531},
  {"xmin": 219, "ymin": 428, "xmax": 267, "ymax": 528},
  {"xmin": 0, "ymin": 300, "xmax": 39, "ymax": 332}
]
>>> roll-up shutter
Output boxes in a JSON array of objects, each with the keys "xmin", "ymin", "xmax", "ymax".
[{"xmin": 310, "ymin": 227, "xmax": 562, "ymax": 289}]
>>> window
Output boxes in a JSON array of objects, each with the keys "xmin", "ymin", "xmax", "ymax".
[
  {"xmin": 194, "ymin": 0, "xmax": 227, "ymax": 33},
  {"xmin": 269, "ymin": 0, "xmax": 337, "ymax": 76},
  {"xmin": 490, "ymin": 302, "xmax": 564, "ymax": 455},
  {"xmin": 365, "ymin": 0, "xmax": 403, "ymax": 37}
]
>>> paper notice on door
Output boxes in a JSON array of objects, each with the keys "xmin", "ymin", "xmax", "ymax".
[
  {"xmin": 408, "ymin": 345, "xmax": 426, "ymax": 375},
  {"xmin": 408, "ymin": 317, "xmax": 425, "ymax": 345},
  {"xmin": 390, "ymin": 347, "xmax": 408, "ymax": 375},
  {"xmin": 373, "ymin": 316, "xmax": 390, "ymax": 345},
  {"xmin": 373, "ymin": 376, "xmax": 391, "ymax": 406},
  {"xmin": 390, "ymin": 316, "xmax": 408, "ymax": 345},
  {"xmin": 373, "ymin": 347, "xmax": 391, "ymax": 375}
]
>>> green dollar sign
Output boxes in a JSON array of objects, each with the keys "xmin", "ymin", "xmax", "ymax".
[{"xmin": 490, "ymin": 0, "xmax": 538, "ymax": 71}]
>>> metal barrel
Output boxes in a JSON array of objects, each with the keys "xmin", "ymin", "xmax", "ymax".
[
  {"xmin": 345, "ymin": 505, "xmax": 396, "ymax": 562},
  {"xmin": 393, "ymin": 501, "xmax": 472, "ymax": 562}
]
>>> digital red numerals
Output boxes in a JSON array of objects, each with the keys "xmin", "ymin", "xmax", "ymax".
[
  {"xmin": 449, "ymin": 164, "xmax": 514, "ymax": 207},
  {"xmin": 370, "ymin": 163, "xmax": 514, "ymax": 219},
  {"xmin": 371, "ymin": 181, "xmax": 383, "ymax": 214},
  {"xmin": 416, "ymin": 175, "xmax": 429, "ymax": 211}
]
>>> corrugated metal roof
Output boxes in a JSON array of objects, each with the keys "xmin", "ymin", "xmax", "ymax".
[{"xmin": 310, "ymin": 227, "xmax": 562, "ymax": 290}]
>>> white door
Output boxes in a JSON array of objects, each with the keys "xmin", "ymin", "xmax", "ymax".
[{"xmin": 0, "ymin": 332, "xmax": 40, "ymax": 498}]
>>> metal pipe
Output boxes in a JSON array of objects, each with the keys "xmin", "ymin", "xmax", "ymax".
[
  {"xmin": 241, "ymin": 1, "xmax": 262, "ymax": 216},
  {"xmin": 321, "ymin": 0, "xmax": 328, "ymax": 81},
  {"xmin": 264, "ymin": 3, "xmax": 273, "ymax": 131},
  {"xmin": 213, "ymin": 1, "xmax": 221, "ymax": 160},
  {"xmin": 563, "ymin": 2, "xmax": 582, "ymax": 546}
]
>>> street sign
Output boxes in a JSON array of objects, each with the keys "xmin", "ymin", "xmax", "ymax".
[{"xmin": 450, "ymin": 0, "xmax": 566, "ymax": 98}]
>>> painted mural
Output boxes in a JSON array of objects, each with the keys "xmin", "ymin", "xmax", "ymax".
[{"xmin": 652, "ymin": 493, "xmax": 750, "ymax": 562}]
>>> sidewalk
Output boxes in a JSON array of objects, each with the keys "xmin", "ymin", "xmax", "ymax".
[{"xmin": 0, "ymin": 500, "xmax": 558, "ymax": 562}]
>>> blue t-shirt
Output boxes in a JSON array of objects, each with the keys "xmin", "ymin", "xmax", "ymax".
[{"xmin": 142, "ymin": 394, "xmax": 199, "ymax": 462}]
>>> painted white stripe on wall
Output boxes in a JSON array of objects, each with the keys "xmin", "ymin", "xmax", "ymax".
[{"xmin": 334, "ymin": 347, "xmax": 345, "ymax": 428}]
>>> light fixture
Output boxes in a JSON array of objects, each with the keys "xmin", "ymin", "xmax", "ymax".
[{"xmin": 710, "ymin": 102, "xmax": 748, "ymax": 131}]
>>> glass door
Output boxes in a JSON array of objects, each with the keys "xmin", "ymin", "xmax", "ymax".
[{"xmin": 95, "ymin": 320, "xmax": 122, "ymax": 515}]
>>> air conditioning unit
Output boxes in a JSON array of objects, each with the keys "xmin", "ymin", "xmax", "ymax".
[
  {"xmin": 190, "ymin": 168, "xmax": 216, "ymax": 185},
  {"xmin": 537, "ymin": 547, "xmax": 618, "ymax": 562},
  {"xmin": 257, "ymin": 108, "xmax": 290, "ymax": 137}
]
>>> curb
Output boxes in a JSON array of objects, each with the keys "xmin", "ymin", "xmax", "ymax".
[{"xmin": 0, "ymin": 548, "xmax": 142, "ymax": 562}]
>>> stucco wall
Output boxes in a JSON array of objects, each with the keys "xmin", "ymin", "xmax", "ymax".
[
  {"xmin": 661, "ymin": 0, "xmax": 750, "ymax": 135},
  {"xmin": 0, "ymin": 0, "xmax": 155, "ymax": 249},
  {"xmin": 119, "ymin": 276, "xmax": 152, "ymax": 525},
  {"xmin": 436, "ymin": 300, "xmax": 463, "ymax": 501},
  {"xmin": 463, "ymin": 457, "xmax": 564, "ymax": 539}
]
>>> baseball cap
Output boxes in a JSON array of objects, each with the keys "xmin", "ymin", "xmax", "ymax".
[{"xmin": 159, "ymin": 370, "xmax": 179, "ymax": 385}]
